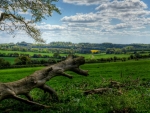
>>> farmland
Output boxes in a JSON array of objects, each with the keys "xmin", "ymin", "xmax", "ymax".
[
  {"xmin": 0, "ymin": 59, "xmax": 150, "ymax": 112},
  {"xmin": 0, "ymin": 49, "xmax": 149, "ymax": 64}
]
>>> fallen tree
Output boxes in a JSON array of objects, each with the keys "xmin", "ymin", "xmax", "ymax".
[{"xmin": 0, "ymin": 56, "xmax": 88, "ymax": 108}]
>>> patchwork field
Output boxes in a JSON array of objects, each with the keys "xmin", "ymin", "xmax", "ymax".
[
  {"xmin": 0, "ymin": 50, "xmax": 138, "ymax": 65},
  {"xmin": 0, "ymin": 59, "xmax": 150, "ymax": 112}
]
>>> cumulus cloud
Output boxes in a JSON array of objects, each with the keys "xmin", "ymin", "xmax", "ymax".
[
  {"xmin": 113, "ymin": 23, "xmax": 131, "ymax": 29},
  {"xmin": 61, "ymin": 0, "xmax": 150, "ymax": 32},
  {"xmin": 61, "ymin": 13, "xmax": 98, "ymax": 22},
  {"xmin": 1, "ymin": 0, "xmax": 150, "ymax": 44},
  {"xmin": 58, "ymin": 0, "xmax": 150, "ymax": 43},
  {"xmin": 36, "ymin": 23, "xmax": 66, "ymax": 31},
  {"xmin": 96, "ymin": 0, "xmax": 147, "ymax": 11},
  {"xmin": 63, "ymin": 0, "xmax": 109, "ymax": 5}
]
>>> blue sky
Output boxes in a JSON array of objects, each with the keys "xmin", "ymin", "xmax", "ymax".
[{"xmin": 1, "ymin": 0, "xmax": 150, "ymax": 44}]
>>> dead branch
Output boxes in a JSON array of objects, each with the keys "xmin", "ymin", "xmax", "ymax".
[
  {"xmin": 84, "ymin": 88, "xmax": 112, "ymax": 95},
  {"xmin": 0, "ymin": 56, "xmax": 88, "ymax": 108},
  {"xmin": 84, "ymin": 80, "xmax": 124, "ymax": 96}
]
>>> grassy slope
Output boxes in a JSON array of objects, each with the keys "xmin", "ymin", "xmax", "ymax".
[{"xmin": 0, "ymin": 60, "xmax": 150, "ymax": 112}]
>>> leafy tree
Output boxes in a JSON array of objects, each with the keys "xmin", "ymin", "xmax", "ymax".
[
  {"xmin": 40, "ymin": 59, "xmax": 47, "ymax": 64},
  {"xmin": 15, "ymin": 56, "xmax": 31, "ymax": 65},
  {"xmin": 130, "ymin": 54, "xmax": 134, "ymax": 59},
  {"xmin": 0, "ymin": 58, "xmax": 11, "ymax": 67},
  {"xmin": 0, "ymin": 0, "xmax": 60, "ymax": 42},
  {"xmin": 113, "ymin": 56, "xmax": 117, "ymax": 62},
  {"xmin": 106, "ymin": 48, "xmax": 115, "ymax": 54},
  {"xmin": 53, "ymin": 52, "xmax": 60, "ymax": 58},
  {"xmin": 13, "ymin": 52, "xmax": 19, "ymax": 57},
  {"xmin": 31, "ymin": 59, "xmax": 40, "ymax": 64}
]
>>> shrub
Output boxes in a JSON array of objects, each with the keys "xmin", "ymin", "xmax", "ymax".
[{"xmin": 15, "ymin": 56, "xmax": 31, "ymax": 65}]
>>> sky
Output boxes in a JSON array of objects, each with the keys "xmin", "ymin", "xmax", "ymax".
[{"xmin": 1, "ymin": 0, "xmax": 150, "ymax": 44}]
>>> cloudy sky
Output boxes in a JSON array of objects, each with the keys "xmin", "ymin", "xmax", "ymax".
[{"xmin": 1, "ymin": 0, "xmax": 150, "ymax": 44}]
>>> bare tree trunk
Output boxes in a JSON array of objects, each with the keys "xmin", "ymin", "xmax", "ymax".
[{"xmin": 0, "ymin": 56, "xmax": 88, "ymax": 108}]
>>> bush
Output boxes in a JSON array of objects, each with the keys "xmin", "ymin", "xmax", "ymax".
[
  {"xmin": 15, "ymin": 56, "xmax": 31, "ymax": 65},
  {"xmin": 0, "ymin": 58, "xmax": 11, "ymax": 67}
]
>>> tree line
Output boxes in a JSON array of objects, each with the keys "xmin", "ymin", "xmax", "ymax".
[
  {"xmin": 1, "ymin": 41, "xmax": 150, "ymax": 54},
  {"xmin": 0, "ymin": 53, "xmax": 66, "ymax": 69},
  {"xmin": 86, "ymin": 53, "xmax": 150, "ymax": 63}
]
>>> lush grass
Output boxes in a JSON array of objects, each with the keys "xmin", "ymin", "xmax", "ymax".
[
  {"xmin": 0, "ymin": 60, "xmax": 150, "ymax": 112},
  {"xmin": 0, "ymin": 50, "xmax": 54, "ymax": 56},
  {"xmin": 0, "ymin": 50, "xmax": 133, "ymax": 65},
  {"xmin": 76, "ymin": 53, "xmax": 131, "ymax": 59},
  {"xmin": 0, "ymin": 57, "xmax": 15, "ymax": 64}
]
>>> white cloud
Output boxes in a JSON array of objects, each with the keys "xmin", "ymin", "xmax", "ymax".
[
  {"xmin": 112, "ymin": 23, "xmax": 130, "ymax": 29},
  {"xmin": 1, "ymin": 0, "xmax": 150, "ymax": 44},
  {"xmin": 96, "ymin": 0, "xmax": 147, "ymax": 11},
  {"xmin": 63, "ymin": 0, "xmax": 109, "ymax": 5},
  {"xmin": 36, "ymin": 24, "xmax": 66, "ymax": 30},
  {"xmin": 61, "ymin": 0, "xmax": 150, "ymax": 34},
  {"xmin": 61, "ymin": 13, "xmax": 98, "ymax": 22}
]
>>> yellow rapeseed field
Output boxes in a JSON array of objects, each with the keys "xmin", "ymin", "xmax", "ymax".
[{"xmin": 90, "ymin": 50, "xmax": 100, "ymax": 54}]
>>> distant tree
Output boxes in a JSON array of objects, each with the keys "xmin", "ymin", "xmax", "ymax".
[
  {"xmin": 13, "ymin": 52, "xmax": 19, "ymax": 57},
  {"xmin": 106, "ymin": 48, "xmax": 115, "ymax": 54},
  {"xmin": 130, "ymin": 54, "xmax": 134, "ymax": 59},
  {"xmin": 15, "ymin": 56, "xmax": 31, "ymax": 65},
  {"xmin": 0, "ymin": 0, "xmax": 60, "ymax": 42},
  {"xmin": 113, "ymin": 56, "xmax": 117, "ymax": 62},
  {"xmin": 31, "ymin": 59, "xmax": 40, "ymax": 64},
  {"xmin": 48, "ymin": 58, "xmax": 56, "ymax": 64},
  {"xmin": 32, "ymin": 54, "xmax": 42, "ymax": 58},
  {"xmin": 43, "ymin": 55, "xmax": 50, "ymax": 58},
  {"xmin": 0, "ymin": 53, "xmax": 6, "ymax": 57},
  {"xmin": 114, "ymin": 48, "xmax": 122, "ymax": 54},
  {"xmin": 0, "ymin": 58, "xmax": 11, "ymax": 67},
  {"xmin": 40, "ymin": 59, "xmax": 47, "ymax": 64},
  {"xmin": 53, "ymin": 52, "xmax": 60, "ymax": 58},
  {"xmin": 12, "ymin": 46, "xmax": 20, "ymax": 51},
  {"xmin": 135, "ymin": 53, "xmax": 141, "ymax": 59},
  {"xmin": 121, "ymin": 48, "xmax": 127, "ymax": 54},
  {"xmin": 31, "ymin": 48, "xmax": 39, "ymax": 52}
]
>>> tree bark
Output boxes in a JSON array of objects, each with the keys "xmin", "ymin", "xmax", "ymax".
[{"xmin": 0, "ymin": 56, "xmax": 88, "ymax": 108}]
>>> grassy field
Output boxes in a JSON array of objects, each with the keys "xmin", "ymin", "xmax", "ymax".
[
  {"xmin": 0, "ymin": 57, "xmax": 50, "ymax": 64},
  {"xmin": 76, "ymin": 53, "xmax": 131, "ymax": 59},
  {"xmin": 0, "ymin": 50, "xmax": 134, "ymax": 65},
  {"xmin": 1, "ymin": 50, "xmax": 150, "ymax": 65},
  {"xmin": 0, "ymin": 50, "xmax": 54, "ymax": 56},
  {"xmin": 0, "ymin": 59, "xmax": 150, "ymax": 112}
]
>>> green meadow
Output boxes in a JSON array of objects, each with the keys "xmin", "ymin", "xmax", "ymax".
[
  {"xmin": 0, "ymin": 50, "xmax": 54, "ymax": 56},
  {"xmin": 0, "ymin": 59, "xmax": 150, "ymax": 112},
  {"xmin": 1, "ymin": 49, "xmax": 150, "ymax": 64},
  {"xmin": 0, "ymin": 50, "xmax": 134, "ymax": 64},
  {"xmin": 0, "ymin": 57, "xmax": 50, "ymax": 64},
  {"xmin": 76, "ymin": 53, "xmax": 131, "ymax": 59}
]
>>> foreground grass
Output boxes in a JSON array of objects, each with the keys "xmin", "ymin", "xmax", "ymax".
[{"xmin": 0, "ymin": 60, "xmax": 150, "ymax": 112}]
